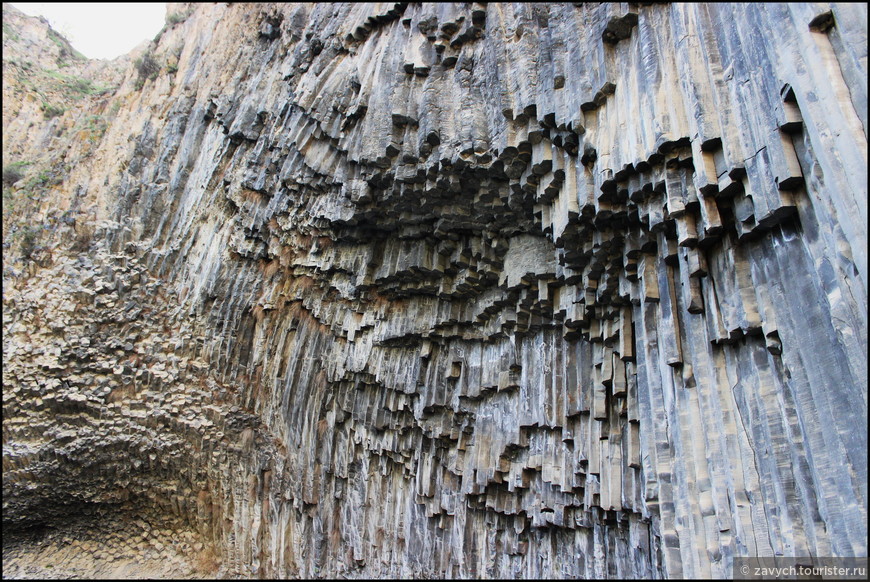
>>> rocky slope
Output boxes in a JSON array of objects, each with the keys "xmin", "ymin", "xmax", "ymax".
[{"xmin": 2, "ymin": 2, "xmax": 867, "ymax": 579}]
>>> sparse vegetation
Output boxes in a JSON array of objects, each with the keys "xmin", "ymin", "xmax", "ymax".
[
  {"xmin": 167, "ymin": 7, "xmax": 194, "ymax": 26},
  {"xmin": 25, "ymin": 169, "xmax": 54, "ymax": 192},
  {"xmin": 76, "ymin": 114, "xmax": 108, "ymax": 144},
  {"xmin": 2, "ymin": 18, "xmax": 91, "ymax": 267},
  {"xmin": 42, "ymin": 69, "xmax": 111, "ymax": 97},
  {"xmin": 41, "ymin": 102, "xmax": 65, "ymax": 119},
  {"xmin": 2, "ymin": 161, "xmax": 69, "ymax": 265},
  {"xmin": 2, "ymin": 160, "xmax": 65, "ymax": 218},
  {"xmin": 46, "ymin": 28, "xmax": 86, "ymax": 63},
  {"xmin": 134, "ymin": 53, "xmax": 161, "ymax": 89},
  {"xmin": 2, "ymin": 161, "xmax": 30, "ymax": 186},
  {"xmin": 46, "ymin": 28, "xmax": 64, "ymax": 49},
  {"xmin": 7, "ymin": 220, "xmax": 58, "ymax": 266},
  {"xmin": 166, "ymin": 12, "xmax": 187, "ymax": 25},
  {"xmin": 165, "ymin": 43, "xmax": 183, "ymax": 76},
  {"xmin": 3, "ymin": 21, "xmax": 20, "ymax": 42},
  {"xmin": 14, "ymin": 62, "xmax": 112, "ymax": 118},
  {"xmin": 17, "ymin": 224, "xmax": 40, "ymax": 261}
]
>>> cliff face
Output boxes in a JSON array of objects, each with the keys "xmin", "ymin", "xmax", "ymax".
[{"xmin": 2, "ymin": 2, "xmax": 867, "ymax": 579}]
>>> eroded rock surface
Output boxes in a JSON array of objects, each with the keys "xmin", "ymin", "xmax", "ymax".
[{"xmin": 3, "ymin": 2, "xmax": 867, "ymax": 579}]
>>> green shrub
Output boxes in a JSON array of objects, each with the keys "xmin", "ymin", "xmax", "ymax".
[
  {"xmin": 3, "ymin": 21, "xmax": 20, "ymax": 42},
  {"xmin": 43, "ymin": 70, "xmax": 103, "ymax": 96},
  {"xmin": 18, "ymin": 225, "xmax": 40, "ymax": 261},
  {"xmin": 78, "ymin": 114, "xmax": 107, "ymax": 144},
  {"xmin": 42, "ymin": 102, "xmax": 65, "ymax": 119},
  {"xmin": 134, "ymin": 53, "xmax": 161, "ymax": 83},
  {"xmin": 47, "ymin": 28, "xmax": 85, "ymax": 62},
  {"xmin": 2, "ymin": 161, "xmax": 29, "ymax": 186},
  {"xmin": 166, "ymin": 12, "xmax": 187, "ymax": 25},
  {"xmin": 25, "ymin": 170, "xmax": 52, "ymax": 192}
]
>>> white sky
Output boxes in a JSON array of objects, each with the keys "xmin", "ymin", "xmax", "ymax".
[{"xmin": 9, "ymin": 3, "xmax": 167, "ymax": 60}]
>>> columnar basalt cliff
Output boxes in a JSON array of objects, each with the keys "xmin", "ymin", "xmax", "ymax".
[{"xmin": 2, "ymin": 2, "xmax": 867, "ymax": 579}]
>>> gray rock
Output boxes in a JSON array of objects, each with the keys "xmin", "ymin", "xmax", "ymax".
[{"xmin": 2, "ymin": 2, "xmax": 866, "ymax": 580}]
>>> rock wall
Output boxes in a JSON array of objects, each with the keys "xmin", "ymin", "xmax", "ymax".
[{"xmin": 3, "ymin": 2, "xmax": 867, "ymax": 579}]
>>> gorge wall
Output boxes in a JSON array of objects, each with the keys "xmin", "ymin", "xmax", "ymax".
[{"xmin": 2, "ymin": 2, "xmax": 867, "ymax": 579}]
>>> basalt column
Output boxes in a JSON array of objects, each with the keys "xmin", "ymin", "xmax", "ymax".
[{"xmin": 2, "ymin": 3, "xmax": 866, "ymax": 579}]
